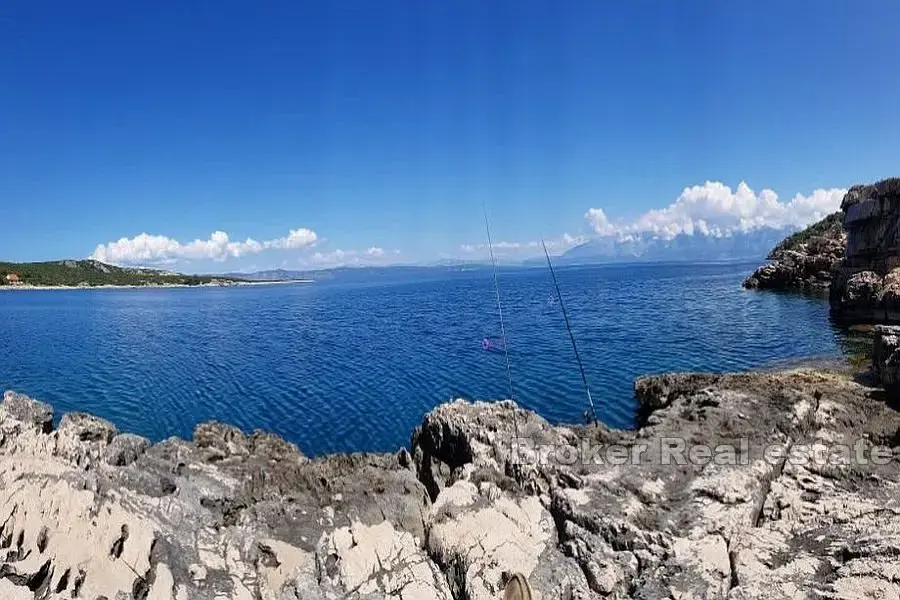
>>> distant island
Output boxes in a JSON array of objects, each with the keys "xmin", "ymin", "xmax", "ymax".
[
  {"xmin": 221, "ymin": 268, "xmax": 318, "ymax": 282},
  {"xmin": 0, "ymin": 259, "xmax": 249, "ymax": 289}
]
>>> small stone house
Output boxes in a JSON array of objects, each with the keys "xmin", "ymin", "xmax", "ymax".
[{"xmin": 5, "ymin": 273, "xmax": 21, "ymax": 285}]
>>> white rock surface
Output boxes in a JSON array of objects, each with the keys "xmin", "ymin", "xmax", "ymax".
[{"xmin": 2, "ymin": 367, "xmax": 899, "ymax": 598}]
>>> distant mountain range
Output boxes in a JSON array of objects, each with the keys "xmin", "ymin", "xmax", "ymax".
[
  {"xmin": 222, "ymin": 264, "xmax": 497, "ymax": 284},
  {"xmin": 222, "ymin": 228, "xmax": 792, "ymax": 282},
  {"xmin": 222, "ymin": 269, "xmax": 320, "ymax": 282},
  {"xmin": 546, "ymin": 227, "xmax": 794, "ymax": 266},
  {"xmin": 223, "ymin": 260, "xmax": 511, "ymax": 282},
  {"xmin": 0, "ymin": 229, "xmax": 787, "ymax": 289}
]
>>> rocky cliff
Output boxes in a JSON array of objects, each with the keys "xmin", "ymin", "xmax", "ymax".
[
  {"xmin": 742, "ymin": 212, "xmax": 845, "ymax": 291},
  {"xmin": 830, "ymin": 178, "xmax": 900, "ymax": 322},
  {"xmin": 2, "ymin": 369, "xmax": 899, "ymax": 599}
]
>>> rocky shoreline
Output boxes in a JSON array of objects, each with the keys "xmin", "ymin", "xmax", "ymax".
[
  {"xmin": 744, "ymin": 177, "xmax": 900, "ymax": 326},
  {"xmin": 2, "ymin": 364, "xmax": 899, "ymax": 599},
  {"xmin": 743, "ymin": 211, "xmax": 845, "ymax": 292}
]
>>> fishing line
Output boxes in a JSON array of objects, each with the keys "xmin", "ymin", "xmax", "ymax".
[
  {"xmin": 483, "ymin": 206, "xmax": 520, "ymax": 440},
  {"xmin": 542, "ymin": 239, "xmax": 599, "ymax": 424}
]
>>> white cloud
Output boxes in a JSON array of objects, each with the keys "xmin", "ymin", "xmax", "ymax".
[
  {"xmin": 460, "ymin": 233, "xmax": 587, "ymax": 256},
  {"xmin": 586, "ymin": 181, "xmax": 847, "ymax": 240},
  {"xmin": 584, "ymin": 208, "xmax": 615, "ymax": 237},
  {"xmin": 264, "ymin": 228, "xmax": 319, "ymax": 250},
  {"xmin": 302, "ymin": 247, "xmax": 399, "ymax": 268},
  {"xmin": 309, "ymin": 249, "xmax": 349, "ymax": 265},
  {"xmin": 91, "ymin": 228, "xmax": 319, "ymax": 265},
  {"xmin": 553, "ymin": 233, "xmax": 588, "ymax": 249},
  {"xmin": 459, "ymin": 181, "xmax": 847, "ymax": 260}
]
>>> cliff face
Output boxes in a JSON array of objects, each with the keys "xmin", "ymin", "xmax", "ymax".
[
  {"xmin": 743, "ymin": 212, "xmax": 845, "ymax": 291},
  {"xmin": 830, "ymin": 178, "xmax": 900, "ymax": 321},
  {"xmin": 2, "ymin": 368, "xmax": 900, "ymax": 599}
]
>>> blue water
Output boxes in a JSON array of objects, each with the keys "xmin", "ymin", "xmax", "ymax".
[{"xmin": 0, "ymin": 262, "xmax": 850, "ymax": 455}]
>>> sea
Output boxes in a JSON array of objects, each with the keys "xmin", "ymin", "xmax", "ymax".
[{"xmin": 0, "ymin": 261, "xmax": 858, "ymax": 455}]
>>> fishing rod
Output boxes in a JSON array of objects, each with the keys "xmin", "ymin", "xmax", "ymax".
[
  {"xmin": 484, "ymin": 206, "xmax": 516, "ymax": 406},
  {"xmin": 541, "ymin": 239, "xmax": 599, "ymax": 425},
  {"xmin": 483, "ymin": 206, "xmax": 520, "ymax": 440}
]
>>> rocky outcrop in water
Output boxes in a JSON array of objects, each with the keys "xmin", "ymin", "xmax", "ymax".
[
  {"xmin": 830, "ymin": 178, "xmax": 900, "ymax": 321},
  {"xmin": 2, "ymin": 369, "xmax": 900, "ymax": 599},
  {"xmin": 743, "ymin": 212, "xmax": 845, "ymax": 291}
]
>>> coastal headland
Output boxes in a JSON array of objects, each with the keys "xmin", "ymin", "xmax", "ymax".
[
  {"xmin": 745, "ymin": 178, "xmax": 900, "ymax": 326},
  {"xmin": 0, "ymin": 259, "xmax": 263, "ymax": 290},
  {"xmin": 0, "ymin": 259, "xmax": 315, "ymax": 291}
]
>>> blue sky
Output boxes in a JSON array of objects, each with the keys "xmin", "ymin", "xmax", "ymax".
[{"xmin": 2, "ymin": 1, "xmax": 899, "ymax": 271}]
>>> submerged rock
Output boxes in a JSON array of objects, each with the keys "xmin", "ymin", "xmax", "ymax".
[{"xmin": 1, "ymin": 369, "xmax": 900, "ymax": 598}]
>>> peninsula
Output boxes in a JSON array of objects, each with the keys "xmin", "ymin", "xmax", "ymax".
[
  {"xmin": 0, "ymin": 260, "xmax": 247, "ymax": 289},
  {"xmin": 743, "ymin": 211, "xmax": 845, "ymax": 291}
]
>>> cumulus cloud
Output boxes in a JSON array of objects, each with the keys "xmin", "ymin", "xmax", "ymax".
[
  {"xmin": 584, "ymin": 208, "xmax": 616, "ymax": 236},
  {"xmin": 460, "ymin": 233, "xmax": 587, "ymax": 255},
  {"xmin": 91, "ymin": 228, "xmax": 319, "ymax": 265},
  {"xmin": 302, "ymin": 247, "xmax": 399, "ymax": 268},
  {"xmin": 264, "ymin": 228, "xmax": 319, "ymax": 250},
  {"xmin": 459, "ymin": 181, "xmax": 847, "ymax": 259},
  {"xmin": 585, "ymin": 181, "xmax": 847, "ymax": 240}
]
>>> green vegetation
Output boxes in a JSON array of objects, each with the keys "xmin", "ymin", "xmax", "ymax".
[
  {"xmin": 768, "ymin": 211, "xmax": 843, "ymax": 258},
  {"xmin": 0, "ymin": 260, "xmax": 246, "ymax": 288}
]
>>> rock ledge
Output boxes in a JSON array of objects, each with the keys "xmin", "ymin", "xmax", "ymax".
[{"xmin": 1, "ymin": 370, "xmax": 900, "ymax": 599}]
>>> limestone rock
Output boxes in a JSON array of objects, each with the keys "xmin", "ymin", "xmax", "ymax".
[
  {"xmin": 747, "ymin": 177, "xmax": 900, "ymax": 322},
  {"xmin": 193, "ymin": 421, "xmax": 251, "ymax": 458},
  {"xmin": 319, "ymin": 520, "xmax": 451, "ymax": 599},
  {"xmin": 830, "ymin": 178, "xmax": 900, "ymax": 321},
  {"xmin": 3, "ymin": 366, "xmax": 900, "ymax": 598},
  {"xmin": 841, "ymin": 177, "xmax": 900, "ymax": 211},
  {"xmin": 881, "ymin": 267, "xmax": 900, "ymax": 316},
  {"xmin": 743, "ymin": 212, "xmax": 845, "ymax": 291},
  {"xmin": 58, "ymin": 412, "xmax": 117, "ymax": 442},
  {"xmin": 1, "ymin": 391, "xmax": 53, "ymax": 433},
  {"xmin": 414, "ymin": 370, "xmax": 900, "ymax": 598},
  {"xmin": 0, "ymin": 390, "xmax": 431, "ymax": 599},
  {"xmin": 105, "ymin": 432, "xmax": 151, "ymax": 466},
  {"xmin": 832, "ymin": 270, "xmax": 884, "ymax": 317}
]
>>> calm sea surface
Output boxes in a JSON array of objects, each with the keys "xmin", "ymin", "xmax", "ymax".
[{"xmin": 0, "ymin": 262, "xmax": 853, "ymax": 455}]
